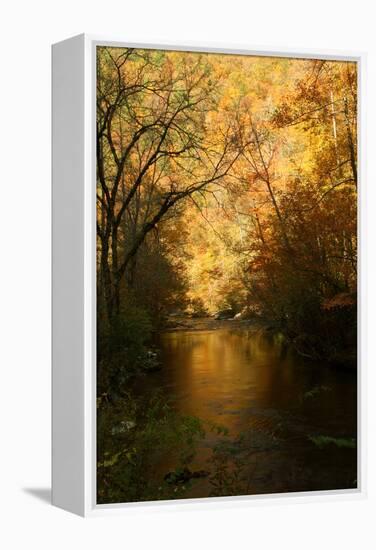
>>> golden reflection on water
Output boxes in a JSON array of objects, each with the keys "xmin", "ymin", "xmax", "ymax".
[
  {"xmin": 153, "ymin": 328, "xmax": 357, "ymax": 444},
  {"xmin": 131, "ymin": 327, "xmax": 358, "ymax": 495}
]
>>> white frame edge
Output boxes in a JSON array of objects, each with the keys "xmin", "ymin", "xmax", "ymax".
[
  {"xmin": 52, "ymin": 33, "xmax": 367, "ymax": 517},
  {"xmin": 52, "ymin": 34, "xmax": 86, "ymax": 516}
]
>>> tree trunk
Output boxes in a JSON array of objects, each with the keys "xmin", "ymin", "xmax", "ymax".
[{"xmin": 344, "ymin": 97, "xmax": 357, "ymax": 183}]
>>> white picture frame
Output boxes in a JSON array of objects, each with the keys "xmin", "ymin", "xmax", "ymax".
[{"xmin": 52, "ymin": 34, "xmax": 366, "ymax": 517}]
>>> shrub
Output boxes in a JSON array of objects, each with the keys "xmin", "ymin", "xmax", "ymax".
[{"xmin": 97, "ymin": 305, "xmax": 153, "ymax": 394}]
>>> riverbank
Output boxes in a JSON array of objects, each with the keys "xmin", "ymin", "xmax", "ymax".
[{"xmin": 162, "ymin": 315, "xmax": 261, "ymax": 333}]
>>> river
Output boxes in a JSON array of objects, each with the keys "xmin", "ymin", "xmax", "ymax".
[{"xmin": 137, "ymin": 321, "xmax": 357, "ymax": 497}]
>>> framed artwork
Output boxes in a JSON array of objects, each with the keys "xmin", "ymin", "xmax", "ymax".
[{"xmin": 52, "ymin": 35, "xmax": 365, "ymax": 516}]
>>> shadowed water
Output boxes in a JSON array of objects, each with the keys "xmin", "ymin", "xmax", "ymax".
[{"xmin": 136, "ymin": 326, "xmax": 357, "ymax": 497}]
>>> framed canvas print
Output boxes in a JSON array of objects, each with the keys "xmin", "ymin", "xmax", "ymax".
[{"xmin": 52, "ymin": 35, "xmax": 365, "ymax": 516}]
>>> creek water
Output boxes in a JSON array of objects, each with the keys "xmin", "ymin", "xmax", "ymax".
[{"xmin": 139, "ymin": 323, "xmax": 357, "ymax": 497}]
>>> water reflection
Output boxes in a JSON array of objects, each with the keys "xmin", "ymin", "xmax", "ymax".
[{"xmin": 137, "ymin": 327, "xmax": 357, "ymax": 495}]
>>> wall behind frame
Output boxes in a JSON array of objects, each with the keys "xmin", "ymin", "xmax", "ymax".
[{"xmin": 1, "ymin": 0, "xmax": 375, "ymax": 548}]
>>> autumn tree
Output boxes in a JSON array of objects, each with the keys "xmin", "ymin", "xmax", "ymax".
[
  {"xmin": 234, "ymin": 60, "xmax": 358, "ymax": 358},
  {"xmin": 97, "ymin": 47, "xmax": 239, "ymax": 326}
]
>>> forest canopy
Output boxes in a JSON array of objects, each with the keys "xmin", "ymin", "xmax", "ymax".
[{"xmin": 96, "ymin": 47, "xmax": 357, "ymax": 366}]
